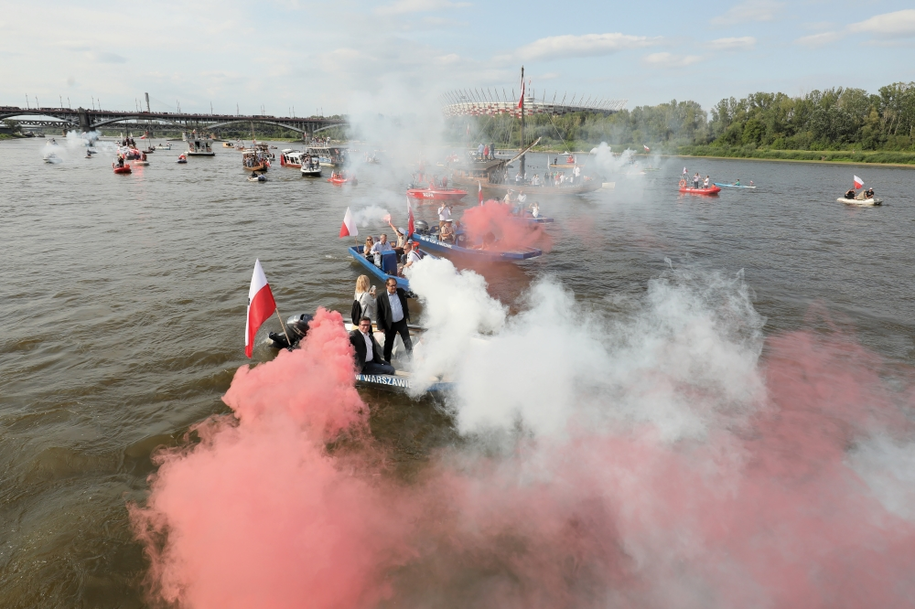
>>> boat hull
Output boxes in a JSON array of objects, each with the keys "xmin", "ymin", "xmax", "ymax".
[
  {"xmin": 679, "ymin": 186, "xmax": 721, "ymax": 195},
  {"xmin": 411, "ymin": 232, "xmax": 541, "ymax": 261},
  {"xmin": 328, "ymin": 177, "xmax": 357, "ymax": 185},
  {"xmin": 186, "ymin": 151, "xmax": 215, "ymax": 157},
  {"xmin": 112, "ymin": 164, "xmax": 132, "ymax": 174},
  {"xmin": 407, "ymin": 188, "xmax": 468, "ymax": 202},
  {"xmin": 838, "ymin": 197, "xmax": 883, "ymax": 206},
  {"xmin": 300, "ymin": 168, "xmax": 322, "ymax": 177}
]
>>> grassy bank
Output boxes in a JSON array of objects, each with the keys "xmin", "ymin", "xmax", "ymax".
[{"xmin": 676, "ymin": 145, "xmax": 915, "ymax": 166}]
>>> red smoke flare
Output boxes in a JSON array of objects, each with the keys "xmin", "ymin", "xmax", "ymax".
[{"xmin": 460, "ymin": 200, "xmax": 552, "ymax": 253}]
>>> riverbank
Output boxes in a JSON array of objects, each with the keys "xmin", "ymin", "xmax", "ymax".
[{"xmin": 676, "ymin": 146, "xmax": 915, "ymax": 167}]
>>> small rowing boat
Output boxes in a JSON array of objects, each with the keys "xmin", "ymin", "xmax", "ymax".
[
  {"xmin": 347, "ymin": 246, "xmax": 437, "ymax": 295},
  {"xmin": 411, "ymin": 223, "xmax": 542, "ymax": 261},
  {"xmin": 328, "ymin": 171, "xmax": 357, "ymax": 185},
  {"xmin": 714, "ymin": 182, "xmax": 756, "ymax": 189},
  {"xmin": 112, "ymin": 163, "xmax": 132, "ymax": 174},
  {"xmin": 838, "ymin": 196, "xmax": 883, "ymax": 206}
]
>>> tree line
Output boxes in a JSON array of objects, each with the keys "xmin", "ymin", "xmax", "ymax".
[{"xmin": 446, "ymin": 82, "xmax": 915, "ymax": 154}]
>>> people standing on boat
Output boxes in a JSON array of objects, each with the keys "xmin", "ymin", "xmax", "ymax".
[
  {"xmin": 438, "ymin": 203, "xmax": 452, "ymax": 228},
  {"xmin": 349, "ymin": 317, "xmax": 395, "ymax": 375},
  {"xmin": 693, "ymin": 173, "xmax": 700, "ymax": 189},
  {"xmin": 353, "ymin": 275, "xmax": 377, "ymax": 324},
  {"xmin": 483, "ymin": 144, "xmax": 489, "ymax": 159},
  {"xmin": 477, "ymin": 143, "xmax": 485, "ymax": 160},
  {"xmin": 376, "ymin": 278, "xmax": 413, "ymax": 363},
  {"xmin": 489, "ymin": 142, "xmax": 495, "ymax": 159},
  {"xmin": 703, "ymin": 176, "xmax": 710, "ymax": 188},
  {"xmin": 440, "ymin": 220, "xmax": 455, "ymax": 243},
  {"xmin": 573, "ymin": 165, "xmax": 581, "ymax": 184},
  {"xmin": 517, "ymin": 190, "xmax": 527, "ymax": 205},
  {"xmin": 370, "ymin": 234, "xmax": 394, "ymax": 267},
  {"xmin": 387, "ymin": 220, "xmax": 407, "ymax": 256},
  {"xmin": 530, "ymin": 201, "xmax": 540, "ymax": 218}
]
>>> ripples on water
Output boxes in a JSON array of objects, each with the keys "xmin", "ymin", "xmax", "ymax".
[{"xmin": 1, "ymin": 138, "xmax": 913, "ymax": 606}]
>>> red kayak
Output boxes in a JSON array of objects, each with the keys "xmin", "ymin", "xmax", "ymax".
[
  {"xmin": 328, "ymin": 174, "xmax": 357, "ymax": 186},
  {"xmin": 112, "ymin": 163, "xmax": 132, "ymax": 174},
  {"xmin": 678, "ymin": 180, "xmax": 719, "ymax": 195},
  {"xmin": 407, "ymin": 187, "xmax": 468, "ymax": 202}
]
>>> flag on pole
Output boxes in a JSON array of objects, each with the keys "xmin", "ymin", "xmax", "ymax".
[
  {"xmin": 407, "ymin": 199, "xmax": 415, "ymax": 237},
  {"xmin": 478, "ymin": 181, "xmax": 483, "ymax": 205},
  {"xmin": 339, "ymin": 207, "xmax": 358, "ymax": 237},
  {"xmin": 517, "ymin": 76, "xmax": 525, "ymax": 109},
  {"xmin": 853, "ymin": 175, "xmax": 864, "ymax": 189},
  {"xmin": 643, "ymin": 144, "xmax": 650, "ymax": 152},
  {"xmin": 245, "ymin": 259, "xmax": 277, "ymax": 358}
]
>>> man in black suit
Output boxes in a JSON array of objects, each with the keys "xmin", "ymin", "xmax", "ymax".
[
  {"xmin": 349, "ymin": 317, "xmax": 395, "ymax": 375},
  {"xmin": 375, "ymin": 278, "xmax": 413, "ymax": 363}
]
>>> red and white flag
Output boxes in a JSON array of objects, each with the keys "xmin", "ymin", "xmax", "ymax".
[
  {"xmin": 517, "ymin": 76, "xmax": 526, "ymax": 109},
  {"xmin": 853, "ymin": 175, "xmax": 864, "ymax": 189},
  {"xmin": 407, "ymin": 199, "xmax": 415, "ymax": 237},
  {"xmin": 339, "ymin": 207, "xmax": 358, "ymax": 237},
  {"xmin": 245, "ymin": 259, "xmax": 277, "ymax": 358},
  {"xmin": 478, "ymin": 181, "xmax": 483, "ymax": 205},
  {"xmin": 643, "ymin": 144, "xmax": 650, "ymax": 152}
]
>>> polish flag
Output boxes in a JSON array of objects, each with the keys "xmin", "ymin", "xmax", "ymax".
[
  {"xmin": 478, "ymin": 181, "xmax": 483, "ymax": 205},
  {"xmin": 245, "ymin": 259, "xmax": 277, "ymax": 358},
  {"xmin": 517, "ymin": 77, "xmax": 525, "ymax": 109},
  {"xmin": 339, "ymin": 207, "xmax": 358, "ymax": 237},
  {"xmin": 853, "ymin": 175, "xmax": 864, "ymax": 189},
  {"xmin": 643, "ymin": 144, "xmax": 650, "ymax": 152},
  {"xmin": 407, "ymin": 199, "xmax": 415, "ymax": 237}
]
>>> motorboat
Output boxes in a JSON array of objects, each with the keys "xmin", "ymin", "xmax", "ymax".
[
  {"xmin": 223, "ymin": 142, "xmax": 234, "ymax": 148},
  {"xmin": 156, "ymin": 143, "xmax": 172, "ymax": 150},
  {"xmin": 678, "ymin": 180, "xmax": 721, "ymax": 195},
  {"xmin": 268, "ymin": 313, "xmax": 453, "ymax": 395},
  {"xmin": 300, "ymin": 155, "xmax": 322, "ymax": 177},
  {"xmin": 328, "ymin": 171, "xmax": 357, "ymax": 185},
  {"xmin": 184, "ymin": 132, "xmax": 216, "ymax": 157},
  {"xmin": 347, "ymin": 246, "xmax": 438, "ymax": 295},
  {"xmin": 279, "ymin": 149, "xmax": 306, "ymax": 168},
  {"xmin": 410, "ymin": 220, "xmax": 542, "ymax": 261},
  {"xmin": 838, "ymin": 196, "xmax": 883, "ymax": 206},
  {"xmin": 176, "ymin": 154, "xmax": 187, "ymax": 164},
  {"xmin": 112, "ymin": 162, "xmax": 132, "ymax": 174},
  {"xmin": 407, "ymin": 187, "xmax": 468, "ymax": 202}
]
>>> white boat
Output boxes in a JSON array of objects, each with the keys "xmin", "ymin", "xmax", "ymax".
[
  {"xmin": 247, "ymin": 174, "xmax": 267, "ymax": 182},
  {"xmin": 838, "ymin": 197, "xmax": 883, "ymax": 206},
  {"xmin": 155, "ymin": 143, "xmax": 172, "ymax": 150},
  {"xmin": 279, "ymin": 149, "xmax": 304, "ymax": 168},
  {"xmin": 300, "ymin": 154, "xmax": 322, "ymax": 177},
  {"xmin": 183, "ymin": 132, "xmax": 215, "ymax": 157}
]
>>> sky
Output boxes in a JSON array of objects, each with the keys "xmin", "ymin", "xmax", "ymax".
[{"xmin": 1, "ymin": 0, "xmax": 914, "ymax": 119}]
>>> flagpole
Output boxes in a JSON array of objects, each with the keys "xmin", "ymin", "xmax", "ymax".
[{"xmin": 274, "ymin": 308, "xmax": 292, "ymax": 348}]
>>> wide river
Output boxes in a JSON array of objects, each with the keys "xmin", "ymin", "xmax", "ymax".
[{"xmin": 2, "ymin": 137, "xmax": 914, "ymax": 608}]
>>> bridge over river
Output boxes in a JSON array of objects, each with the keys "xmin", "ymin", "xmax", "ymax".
[{"xmin": 0, "ymin": 106, "xmax": 346, "ymax": 136}]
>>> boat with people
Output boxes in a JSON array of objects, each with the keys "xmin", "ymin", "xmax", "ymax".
[
  {"xmin": 328, "ymin": 171, "xmax": 357, "ymax": 185},
  {"xmin": 183, "ymin": 132, "xmax": 215, "ymax": 157},
  {"xmin": 678, "ymin": 180, "xmax": 721, "ymax": 195},
  {"xmin": 406, "ymin": 186, "xmax": 468, "ymax": 202},
  {"xmin": 300, "ymin": 155, "xmax": 322, "ymax": 177},
  {"xmin": 279, "ymin": 149, "xmax": 306, "ymax": 168},
  {"xmin": 347, "ymin": 246, "xmax": 436, "ymax": 294},
  {"xmin": 714, "ymin": 182, "xmax": 756, "ymax": 189},
  {"xmin": 410, "ymin": 220, "xmax": 542, "ymax": 261},
  {"xmin": 267, "ymin": 313, "xmax": 454, "ymax": 394},
  {"xmin": 242, "ymin": 149, "xmax": 270, "ymax": 172},
  {"xmin": 839, "ymin": 186, "xmax": 882, "ymax": 206},
  {"xmin": 156, "ymin": 143, "xmax": 172, "ymax": 150},
  {"xmin": 549, "ymin": 153, "xmax": 578, "ymax": 168},
  {"xmin": 223, "ymin": 142, "xmax": 234, "ymax": 148},
  {"xmin": 307, "ymin": 145, "xmax": 347, "ymax": 168},
  {"xmin": 176, "ymin": 154, "xmax": 187, "ymax": 164},
  {"xmin": 112, "ymin": 162, "xmax": 132, "ymax": 174}
]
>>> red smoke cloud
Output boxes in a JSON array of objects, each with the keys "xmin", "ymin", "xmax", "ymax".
[
  {"xmin": 460, "ymin": 200, "xmax": 553, "ymax": 253},
  {"xmin": 132, "ymin": 311, "xmax": 915, "ymax": 608}
]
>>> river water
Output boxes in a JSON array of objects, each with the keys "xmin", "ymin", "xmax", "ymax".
[{"xmin": 1, "ymin": 137, "xmax": 914, "ymax": 607}]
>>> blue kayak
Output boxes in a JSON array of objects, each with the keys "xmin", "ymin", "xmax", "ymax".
[{"xmin": 714, "ymin": 182, "xmax": 756, "ymax": 189}]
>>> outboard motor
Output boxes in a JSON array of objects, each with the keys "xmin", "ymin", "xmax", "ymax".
[
  {"xmin": 269, "ymin": 313, "xmax": 313, "ymax": 349},
  {"xmin": 414, "ymin": 220, "xmax": 429, "ymax": 235}
]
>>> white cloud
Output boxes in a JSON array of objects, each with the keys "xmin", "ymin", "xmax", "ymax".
[
  {"xmin": 794, "ymin": 31, "xmax": 842, "ymax": 47},
  {"xmin": 706, "ymin": 36, "xmax": 756, "ymax": 51},
  {"xmin": 642, "ymin": 52, "xmax": 703, "ymax": 69},
  {"xmin": 849, "ymin": 9, "xmax": 915, "ymax": 38},
  {"xmin": 516, "ymin": 33, "xmax": 659, "ymax": 61},
  {"xmin": 374, "ymin": 0, "xmax": 469, "ymax": 15},
  {"xmin": 712, "ymin": 0, "xmax": 785, "ymax": 26}
]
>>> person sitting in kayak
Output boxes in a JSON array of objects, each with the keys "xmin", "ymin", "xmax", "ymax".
[{"xmin": 735, "ymin": 178, "xmax": 741, "ymax": 186}]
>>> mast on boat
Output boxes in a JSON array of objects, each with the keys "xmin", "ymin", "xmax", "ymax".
[{"xmin": 519, "ymin": 66, "xmax": 525, "ymax": 182}]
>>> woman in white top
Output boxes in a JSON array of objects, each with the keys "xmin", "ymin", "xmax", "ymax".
[{"xmin": 354, "ymin": 275, "xmax": 377, "ymax": 322}]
